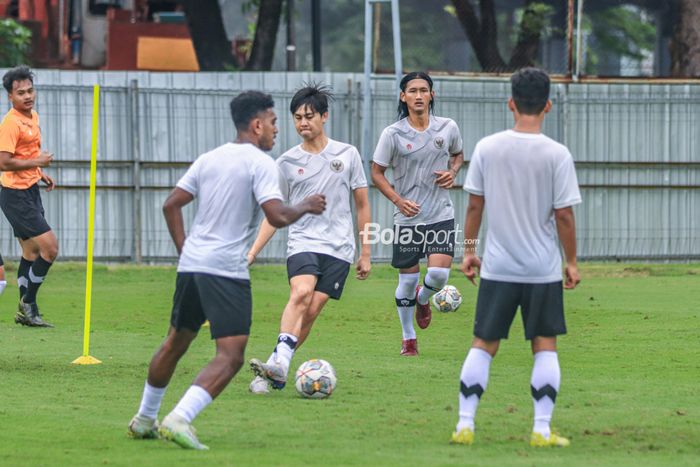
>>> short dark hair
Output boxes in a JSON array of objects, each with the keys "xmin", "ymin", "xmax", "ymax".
[
  {"xmin": 397, "ymin": 71, "xmax": 435, "ymax": 120},
  {"xmin": 289, "ymin": 82, "xmax": 333, "ymax": 115},
  {"xmin": 3, "ymin": 65, "xmax": 34, "ymax": 94},
  {"xmin": 230, "ymin": 91, "xmax": 275, "ymax": 131},
  {"xmin": 511, "ymin": 67, "xmax": 550, "ymax": 115}
]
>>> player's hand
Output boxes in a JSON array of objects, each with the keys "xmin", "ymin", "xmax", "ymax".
[
  {"xmin": 434, "ymin": 170, "xmax": 455, "ymax": 189},
  {"xmin": 564, "ymin": 263, "xmax": 580, "ymax": 289},
  {"xmin": 461, "ymin": 254, "xmax": 481, "ymax": 286},
  {"xmin": 247, "ymin": 252, "xmax": 256, "ymax": 266},
  {"xmin": 303, "ymin": 194, "xmax": 326, "ymax": 214},
  {"xmin": 356, "ymin": 256, "xmax": 371, "ymax": 280},
  {"xmin": 37, "ymin": 151, "xmax": 53, "ymax": 167},
  {"xmin": 395, "ymin": 198, "xmax": 420, "ymax": 217},
  {"xmin": 41, "ymin": 173, "xmax": 55, "ymax": 192}
]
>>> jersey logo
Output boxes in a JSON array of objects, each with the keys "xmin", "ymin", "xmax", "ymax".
[
  {"xmin": 406, "ymin": 143, "xmax": 413, "ymax": 150},
  {"xmin": 330, "ymin": 159, "xmax": 344, "ymax": 173},
  {"xmin": 298, "ymin": 168, "xmax": 305, "ymax": 175},
  {"xmin": 434, "ymin": 137, "xmax": 444, "ymax": 149}
]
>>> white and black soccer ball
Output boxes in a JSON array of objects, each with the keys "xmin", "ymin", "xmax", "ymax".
[
  {"xmin": 295, "ymin": 359, "xmax": 337, "ymax": 399},
  {"xmin": 431, "ymin": 285, "xmax": 463, "ymax": 312}
]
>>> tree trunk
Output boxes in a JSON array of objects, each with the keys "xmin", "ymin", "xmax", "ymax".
[
  {"xmin": 182, "ymin": 0, "xmax": 237, "ymax": 71},
  {"xmin": 671, "ymin": 0, "xmax": 700, "ymax": 77},
  {"xmin": 451, "ymin": 0, "xmax": 508, "ymax": 72},
  {"xmin": 245, "ymin": 0, "xmax": 284, "ymax": 71},
  {"xmin": 508, "ymin": 0, "xmax": 544, "ymax": 69}
]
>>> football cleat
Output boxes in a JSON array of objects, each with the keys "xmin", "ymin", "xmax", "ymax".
[
  {"xmin": 400, "ymin": 338, "xmax": 418, "ymax": 356},
  {"xmin": 415, "ymin": 286, "xmax": 432, "ymax": 329},
  {"xmin": 159, "ymin": 413, "xmax": 209, "ymax": 450},
  {"xmin": 249, "ymin": 358, "xmax": 286, "ymax": 390},
  {"xmin": 450, "ymin": 427, "xmax": 474, "ymax": 445},
  {"xmin": 127, "ymin": 414, "xmax": 160, "ymax": 439},
  {"xmin": 249, "ymin": 376, "xmax": 271, "ymax": 394},
  {"xmin": 530, "ymin": 432, "xmax": 570, "ymax": 447},
  {"xmin": 16, "ymin": 297, "xmax": 53, "ymax": 328}
]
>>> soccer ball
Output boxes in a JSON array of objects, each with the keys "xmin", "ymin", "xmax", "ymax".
[
  {"xmin": 431, "ymin": 285, "xmax": 463, "ymax": 312},
  {"xmin": 295, "ymin": 359, "xmax": 337, "ymax": 399}
]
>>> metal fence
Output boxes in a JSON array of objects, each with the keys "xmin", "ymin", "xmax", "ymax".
[{"xmin": 0, "ymin": 70, "xmax": 698, "ymax": 262}]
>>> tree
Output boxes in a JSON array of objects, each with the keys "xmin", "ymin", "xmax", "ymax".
[
  {"xmin": 0, "ymin": 19, "xmax": 32, "ymax": 67},
  {"xmin": 671, "ymin": 0, "xmax": 700, "ymax": 76},
  {"xmin": 182, "ymin": 0, "xmax": 283, "ymax": 71},
  {"xmin": 245, "ymin": 0, "xmax": 284, "ymax": 71},
  {"xmin": 449, "ymin": 0, "xmax": 554, "ymax": 72}
]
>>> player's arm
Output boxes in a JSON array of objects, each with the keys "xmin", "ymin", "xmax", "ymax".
[
  {"xmin": 261, "ymin": 196, "xmax": 326, "ymax": 229},
  {"xmin": 554, "ymin": 206, "xmax": 580, "ymax": 289},
  {"xmin": 353, "ymin": 187, "xmax": 371, "ymax": 279},
  {"xmin": 371, "ymin": 162, "xmax": 420, "ymax": 217},
  {"xmin": 0, "ymin": 150, "xmax": 53, "ymax": 171},
  {"xmin": 247, "ymin": 218, "xmax": 277, "ymax": 265},
  {"xmin": 434, "ymin": 150, "xmax": 464, "ymax": 189},
  {"xmin": 461, "ymin": 193, "xmax": 484, "ymax": 286},
  {"xmin": 162, "ymin": 187, "xmax": 194, "ymax": 255}
]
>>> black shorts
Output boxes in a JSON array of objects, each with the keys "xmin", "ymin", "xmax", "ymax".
[
  {"xmin": 474, "ymin": 278, "xmax": 566, "ymax": 341},
  {"xmin": 0, "ymin": 184, "xmax": 52, "ymax": 240},
  {"xmin": 170, "ymin": 272, "xmax": 252, "ymax": 339},
  {"xmin": 391, "ymin": 218, "xmax": 455, "ymax": 269},
  {"xmin": 286, "ymin": 252, "xmax": 351, "ymax": 300}
]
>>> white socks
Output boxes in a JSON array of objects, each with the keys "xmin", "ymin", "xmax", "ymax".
[
  {"xmin": 531, "ymin": 351, "xmax": 560, "ymax": 438},
  {"xmin": 395, "ymin": 273, "xmax": 419, "ymax": 339},
  {"xmin": 171, "ymin": 385, "xmax": 213, "ymax": 424},
  {"xmin": 0, "ymin": 280, "xmax": 6, "ymax": 296},
  {"xmin": 457, "ymin": 348, "xmax": 492, "ymax": 432},
  {"xmin": 268, "ymin": 333, "xmax": 298, "ymax": 375},
  {"xmin": 137, "ymin": 381, "xmax": 167, "ymax": 420},
  {"xmin": 417, "ymin": 267, "xmax": 450, "ymax": 305}
]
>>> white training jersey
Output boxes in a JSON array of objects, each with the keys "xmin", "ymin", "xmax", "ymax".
[
  {"xmin": 277, "ymin": 139, "xmax": 367, "ymax": 263},
  {"xmin": 464, "ymin": 130, "xmax": 582, "ymax": 283},
  {"xmin": 373, "ymin": 115, "xmax": 463, "ymax": 226},
  {"xmin": 176, "ymin": 143, "xmax": 283, "ymax": 280}
]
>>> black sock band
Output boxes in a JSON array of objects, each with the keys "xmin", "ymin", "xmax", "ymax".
[
  {"xmin": 460, "ymin": 381, "xmax": 485, "ymax": 399},
  {"xmin": 18, "ymin": 257, "xmax": 33, "ymax": 299},
  {"xmin": 531, "ymin": 384, "xmax": 558, "ymax": 403},
  {"xmin": 395, "ymin": 297, "xmax": 417, "ymax": 307}
]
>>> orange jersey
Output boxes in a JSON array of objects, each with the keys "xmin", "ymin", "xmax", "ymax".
[{"xmin": 0, "ymin": 108, "xmax": 43, "ymax": 189}]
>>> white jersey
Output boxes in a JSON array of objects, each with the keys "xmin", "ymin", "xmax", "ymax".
[
  {"xmin": 277, "ymin": 139, "xmax": 367, "ymax": 263},
  {"xmin": 176, "ymin": 143, "xmax": 283, "ymax": 280},
  {"xmin": 373, "ymin": 115, "xmax": 463, "ymax": 226},
  {"xmin": 464, "ymin": 130, "xmax": 582, "ymax": 283}
]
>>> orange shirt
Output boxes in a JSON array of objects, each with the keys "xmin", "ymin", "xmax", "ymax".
[{"xmin": 0, "ymin": 108, "xmax": 43, "ymax": 189}]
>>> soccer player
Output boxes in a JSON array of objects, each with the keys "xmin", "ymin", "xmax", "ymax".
[
  {"xmin": 127, "ymin": 91, "xmax": 326, "ymax": 450},
  {"xmin": 247, "ymin": 84, "xmax": 371, "ymax": 393},
  {"xmin": 0, "ymin": 66, "xmax": 57, "ymax": 327},
  {"xmin": 371, "ymin": 71, "xmax": 464, "ymax": 356},
  {"xmin": 451, "ymin": 68, "xmax": 581, "ymax": 447}
]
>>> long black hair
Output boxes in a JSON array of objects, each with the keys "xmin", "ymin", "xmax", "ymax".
[{"xmin": 396, "ymin": 71, "xmax": 435, "ymax": 120}]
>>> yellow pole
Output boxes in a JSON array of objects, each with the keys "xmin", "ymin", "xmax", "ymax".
[{"xmin": 72, "ymin": 85, "xmax": 102, "ymax": 365}]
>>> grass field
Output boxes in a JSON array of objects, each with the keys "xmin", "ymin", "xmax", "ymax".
[{"xmin": 0, "ymin": 262, "xmax": 698, "ymax": 466}]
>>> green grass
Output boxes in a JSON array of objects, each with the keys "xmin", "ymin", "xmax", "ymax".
[{"xmin": 0, "ymin": 263, "xmax": 698, "ymax": 466}]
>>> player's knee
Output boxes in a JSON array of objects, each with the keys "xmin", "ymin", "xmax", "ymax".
[
  {"xmin": 43, "ymin": 243, "xmax": 59, "ymax": 262},
  {"xmin": 425, "ymin": 267, "xmax": 450, "ymax": 288},
  {"xmin": 290, "ymin": 286, "xmax": 314, "ymax": 306},
  {"xmin": 224, "ymin": 351, "xmax": 245, "ymax": 372}
]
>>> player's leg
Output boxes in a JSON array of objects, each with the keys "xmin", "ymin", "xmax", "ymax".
[
  {"xmin": 296, "ymin": 291, "xmax": 330, "ymax": 348},
  {"xmin": 0, "ymin": 254, "xmax": 6, "ymax": 296},
  {"xmin": 250, "ymin": 273, "xmax": 317, "ymax": 390},
  {"xmin": 130, "ymin": 325, "xmax": 198, "ymax": 439},
  {"xmin": 452, "ymin": 279, "xmax": 519, "ymax": 445},
  {"xmin": 129, "ymin": 272, "xmax": 204, "ymax": 439},
  {"xmin": 295, "ymin": 254, "xmax": 350, "ymax": 348},
  {"xmin": 393, "ymin": 224, "xmax": 422, "ymax": 355},
  {"xmin": 161, "ymin": 274, "xmax": 252, "ymax": 450},
  {"xmin": 522, "ymin": 281, "xmax": 569, "ymax": 447},
  {"xmin": 22, "ymin": 229, "xmax": 58, "ymax": 304},
  {"xmin": 15, "ymin": 236, "xmax": 52, "ymax": 327},
  {"xmin": 416, "ymin": 220, "xmax": 456, "ymax": 328}
]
